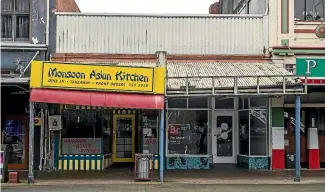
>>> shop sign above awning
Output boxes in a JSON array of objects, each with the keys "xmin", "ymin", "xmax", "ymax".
[
  {"xmin": 30, "ymin": 61, "xmax": 165, "ymax": 94},
  {"xmin": 296, "ymin": 58, "xmax": 325, "ymax": 85},
  {"xmin": 30, "ymin": 89, "xmax": 164, "ymax": 109}
]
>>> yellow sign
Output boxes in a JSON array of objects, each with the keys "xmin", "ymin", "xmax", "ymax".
[{"xmin": 30, "ymin": 61, "xmax": 165, "ymax": 94}]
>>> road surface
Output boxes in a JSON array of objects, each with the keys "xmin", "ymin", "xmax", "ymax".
[{"xmin": 2, "ymin": 184, "xmax": 325, "ymax": 192}]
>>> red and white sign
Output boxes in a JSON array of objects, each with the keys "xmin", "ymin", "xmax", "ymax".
[
  {"xmin": 62, "ymin": 138, "xmax": 101, "ymax": 154},
  {"xmin": 168, "ymin": 124, "xmax": 180, "ymax": 136}
]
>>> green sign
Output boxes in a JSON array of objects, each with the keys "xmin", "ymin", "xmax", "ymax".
[{"xmin": 296, "ymin": 58, "xmax": 325, "ymax": 77}]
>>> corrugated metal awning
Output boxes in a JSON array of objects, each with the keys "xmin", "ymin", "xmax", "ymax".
[{"xmin": 30, "ymin": 89, "xmax": 164, "ymax": 109}]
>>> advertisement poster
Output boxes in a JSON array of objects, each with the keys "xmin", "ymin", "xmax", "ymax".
[{"xmin": 62, "ymin": 138, "xmax": 101, "ymax": 154}]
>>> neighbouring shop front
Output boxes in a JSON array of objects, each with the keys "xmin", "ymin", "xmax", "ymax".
[
  {"xmin": 282, "ymin": 57, "xmax": 325, "ymax": 169},
  {"xmin": 164, "ymin": 61, "xmax": 306, "ymax": 170},
  {"xmin": 28, "ymin": 60, "xmax": 166, "ymax": 172}
]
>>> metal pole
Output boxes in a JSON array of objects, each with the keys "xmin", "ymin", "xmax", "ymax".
[
  {"xmin": 39, "ymin": 109, "xmax": 44, "ymax": 171},
  {"xmin": 294, "ymin": 96, "xmax": 301, "ymax": 182},
  {"xmin": 159, "ymin": 109, "xmax": 165, "ymax": 184},
  {"xmin": 28, "ymin": 102, "xmax": 35, "ymax": 183}
]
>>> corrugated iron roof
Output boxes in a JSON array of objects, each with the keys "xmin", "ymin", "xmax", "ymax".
[
  {"xmin": 76, "ymin": 61, "xmax": 296, "ymax": 89},
  {"xmin": 167, "ymin": 61, "xmax": 296, "ymax": 89}
]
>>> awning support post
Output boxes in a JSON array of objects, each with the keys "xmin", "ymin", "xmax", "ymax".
[
  {"xmin": 28, "ymin": 102, "xmax": 35, "ymax": 183},
  {"xmin": 159, "ymin": 108, "xmax": 165, "ymax": 184},
  {"xmin": 294, "ymin": 95, "xmax": 301, "ymax": 182}
]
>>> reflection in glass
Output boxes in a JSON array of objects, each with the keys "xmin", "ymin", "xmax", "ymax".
[
  {"xmin": 249, "ymin": 110, "xmax": 267, "ymax": 155},
  {"xmin": 215, "ymin": 98, "xmax": 234, "ymax": 109},
  {"xmin": 216, "ymin": 116, "xmax": 233, "ymax": 156},
  {"xmin": 4, "ymin": 120, "xmax": 26, "ymax": 164},
  {"xmin": 167, "ymin": 110, "xmax": 208, "ymax": 155}
]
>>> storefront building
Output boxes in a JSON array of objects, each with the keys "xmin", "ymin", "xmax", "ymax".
[
  {"xmin": 218, "ymin": 0, "xmax": 325, "ymax": 170},
  {"xmin": 28, "ymin": 59, "xmax": 166, "ymax": 175}
]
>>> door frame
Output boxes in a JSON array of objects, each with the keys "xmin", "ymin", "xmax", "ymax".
[
  {"xmin": 2, "ymin": 115, "xmax": 29, "ymax": 169},
  {"xmin": 112, "ymin": 114, "xmax": 135, "ymax": 163},
  {"xmin": 212, "ymin": 111, "xmax": 237, "ymax": 164}
]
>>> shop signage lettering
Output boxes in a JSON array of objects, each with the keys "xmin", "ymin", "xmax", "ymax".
[
  {"xmin": 42, "ymin": 63, "xmax": 154, "ymax": 92},
  {"xmin": 296, "ymin": 58, "xmax": 325, "ymax": 77},
  {"xmin": 62, "ymin": 138, "xmax": 101, "ymax": 155}
]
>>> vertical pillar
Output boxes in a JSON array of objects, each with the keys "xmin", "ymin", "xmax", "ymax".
[
  {"xmin": 271, "ymin": 107, "xmax": 285, "ymax": 169},
  {"xmin": 159, "ymin": 109, "xmax": 165, "ymax": 183},
  {"xmin": 28, "ymin": 102, "xmax": 35, "ymax": 183},
  {"xmin": 156, "ymin": 51, "xmax": 167, "ymax": 183},
  {"xmin": 308, "ymin": 125, "xmax": 320, "ymax": 169},
  {"xmin": 294, "ymin": 96, "xmax": 301, "ymax": 182}
]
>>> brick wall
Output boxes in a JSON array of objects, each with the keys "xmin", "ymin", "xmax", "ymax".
[
  {"xmin": 56, "ymin": 0, "xmax": 80, "ymax": 12},
  {"xmin": 209, "ymin": 2, "xmax": 220, "ymax": 14}
]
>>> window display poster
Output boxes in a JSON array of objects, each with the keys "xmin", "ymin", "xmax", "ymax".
[
  {"xmin": 62, "ymin": 138, "xmax": 101, "ymax": 154},
  {"xmin": 0, "ymin": 151, "xmax": 3, "ymax": 180},
  {"xmin": 168, "ymin": 124, "xmax": 192, "ymax": 154}
]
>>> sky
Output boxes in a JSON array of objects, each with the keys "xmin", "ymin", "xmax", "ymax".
[{"xmin": 75, "ymin": 0, "xmax": 218, "ymax": 14}]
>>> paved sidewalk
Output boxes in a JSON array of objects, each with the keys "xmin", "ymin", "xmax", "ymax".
[{"xmin": 2, "ymin": 169, "xmax": 325, "ymax": 187}]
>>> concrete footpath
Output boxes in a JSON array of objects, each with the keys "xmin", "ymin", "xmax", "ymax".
[
  {"xmin": 2, "ymin": 184, "xmax": 325, "ymax": 192},
  {"xmin": 2, "ymin": 169, "xmax": 325, "ymax": 187}
]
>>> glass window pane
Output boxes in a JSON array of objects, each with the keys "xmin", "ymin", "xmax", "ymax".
[
  {"xmin": 294, "ymin": 0, "xmax": 306, "ymax": 20},
  {"xmin": 239, "ymin": 98, "xmax": 249, "ymax": 109},
  {"xmin": 4, "ymin": 119, "xmax": 27, "ymax": 164},
  {"xmin": 16, "ymin": 15, "xmax": 29, "ymax": 39},
  {"xmin": 250, "ymin": 110, "xmax": 267, "ymax": 155},
  {"xmin": 1, "ymin": 0, "xmax": 13, "ymax": 11},
  {"xmin": 188, "ymin": 97, "xmax": 207, "ymax": 108},
  {"xmin": 249, "ymin": 97, "xmax": 267, "ymax": 109},
  {"xmin": 103, "ymin": 113, "xmax": 112, "ymax": 154},
  {"xmin": 167, "ymin": 110, "xmax": 208, "ymax": 155},
  {"xmin": 306, "ymin": 0, "xmax": 324, "ymax": 21},
  {"xmin": 239, "ymin": 110, "xmax": 249, "ymax": 155},
  {"xmin": 15, "ymin": 0, "xmax": 30, "ymax": 12},
  {"xmin": 168, "ymin": 98, "xmax": 187, "ymax": 108},
  {"xmin": 142, "ymin": 110, "xmax": 159, "ymax": 154},
  {"xmin": 1, "ymin": 15, "xmax": 12, "ymax": 38},
  {"xmin": 215, "ymin": 98, "xmax": 234, "ymax": 109}
]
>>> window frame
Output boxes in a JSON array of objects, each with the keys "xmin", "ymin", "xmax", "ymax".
[{"xmin": 1, "ymin": 0, "xmax": 31, "ymax": 41}]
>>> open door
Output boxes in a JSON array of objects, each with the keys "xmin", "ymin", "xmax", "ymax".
[{"xmin": 113, "ymin": 114, "xmax": 135, "ymax": 163}]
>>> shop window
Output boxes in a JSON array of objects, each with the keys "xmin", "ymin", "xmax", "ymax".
[
  {"xmin": 1, "ymin": 0, "xmax": 30, "ymax": 41},
  {"xmin": 239, "ymin": 98, "xmax": 249, "ymax": 109},
  {"xmin": 215, "ymin": 98, "xmax": 234, "ymax": 109},
  {"xmin": 61, "ymin": 110, "xmax": 103, "ymax": 155},
  {"xmin": 188, "ymin": 97, "xmax": 208, "ymax": 108},
  {"xmin": 142, "ymin": 110, "xmax": 159, "ymax": 154},
  {"xmin": 249, "ymin": 97, "xmax": 267, "ymax": 109},
  {"xmin": 284, "ymin": 109, "xmax": 306, "ymax": 136},
  {"xmin": 249, "ymin": 110, "xmax": 267, "ymax": 155},
  {"xmin": 239, "ymin": 110, "xmax": 249, "ymax": 155},
  {"xmin": 167, "ymin": 110, "xmax": 208, "ymax": 155},
  {"xmin": 295, "ymin": 0, "xmax": 324, "ymax": 21},
  {"xmin": 168, "ymin": 98, "xmax": 187, "ymax": 108}
]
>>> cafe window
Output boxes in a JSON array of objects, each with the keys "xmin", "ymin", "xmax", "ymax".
[
  {"xmin": 142, "ymin": 110, "xmax": 159, "ymax": 154},
  {"xmin": 61, "ymin": 110, "xmax": 104, "ymax": 155},
  {"xmin": 167, "ymin": 110, "xmax": 208, "ymax": 155},
  {"xmin": 295, "ymin": 0, "xmax": 324, "ymax": 21},
  {"xmin": 238, "ymin": 97, "xmax": 268, "ymax": 156}
]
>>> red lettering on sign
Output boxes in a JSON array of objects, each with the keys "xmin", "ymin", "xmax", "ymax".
[
  {"xmin": 168, "ymin": 124, "xmax": 179, "ymax": 136},
  {"xmin": 144, "ymin": 139, "xmax": 156, "ymax": 145}
]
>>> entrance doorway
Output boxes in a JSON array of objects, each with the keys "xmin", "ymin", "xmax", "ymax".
[
  {"xmin": 113, "ymin": 114, "xmax": 135, "ymax": 163},
  {"xmin": 212, "ymin": 112, "xmax": 236, "ymax": 164}
]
